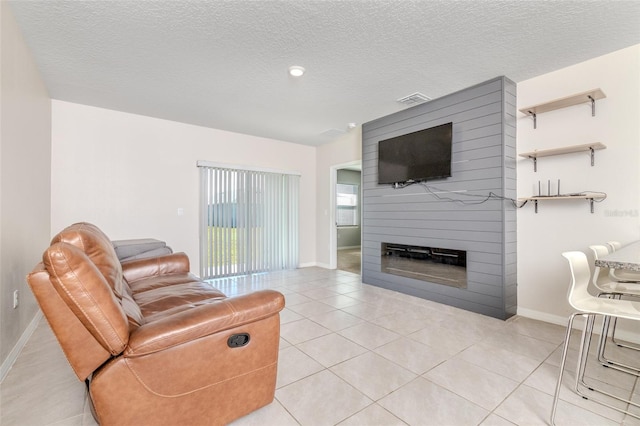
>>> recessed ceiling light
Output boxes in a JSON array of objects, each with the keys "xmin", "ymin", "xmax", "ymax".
[
  {"xmin": 289, "ymin": 66, "xmax": 305, "ymax": 77},
  {"xmin": 347, "ymin": 123, "xmax": 357, "ymax": 129}
]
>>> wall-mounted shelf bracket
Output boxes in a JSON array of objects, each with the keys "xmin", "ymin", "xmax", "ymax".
[
  {"xmin": 529, "ymin": 111, "xmax": 537, "ymax": 129},
  {"xmin": 519, "ymin": 88, "xmax": 606, "ymax": 129}
]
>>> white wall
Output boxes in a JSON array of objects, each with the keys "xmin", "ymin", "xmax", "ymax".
[
  {"xmin": 51, "ymin": 101, "xmax": 316, "ymax": 274},
  {"xmin": 315, "ymin": 128, "xmax": 362, "ymax": 268},
  {"xmin": 516, "ymin": 45, "xmax": 640, "ymax": 331},
  {"xmin": 0, "ymin": 3, "xmax": 51, "ymax": 369}
]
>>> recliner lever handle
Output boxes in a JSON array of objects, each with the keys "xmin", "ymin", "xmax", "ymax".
[{"xmin": 227, "ymin": 333, "xmax": 250, "ymax": 348}]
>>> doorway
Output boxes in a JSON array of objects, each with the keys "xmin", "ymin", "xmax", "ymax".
[{"xmin": 330, "ymin": 161, "xmax": 362, "ymax": 274}]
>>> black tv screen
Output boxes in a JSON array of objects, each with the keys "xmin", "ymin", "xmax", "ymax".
[{"xmin": 378, "ymin": 122, "xmax": 453, "ymax": 185}]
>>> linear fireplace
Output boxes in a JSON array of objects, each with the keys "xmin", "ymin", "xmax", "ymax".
[{"xmin": 381, "ymin": 243, "xmax": 467, "ymax": 289}]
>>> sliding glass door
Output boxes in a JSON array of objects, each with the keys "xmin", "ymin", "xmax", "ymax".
[{"xmin": 198, "ymin": 162, "xmax": 299, "ymax": 279}]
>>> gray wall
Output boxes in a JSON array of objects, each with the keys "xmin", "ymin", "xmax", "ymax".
[
  {"xmin": 337, "ymin": 169, "xmax": 361, "ymax": 249},
  {"xmin": 1, "ymin": 3, "xmax": 52, "ymax": 370},
  {"xmin": 361, "ymin": 76, "xmax": 516, "ymax": 320}
]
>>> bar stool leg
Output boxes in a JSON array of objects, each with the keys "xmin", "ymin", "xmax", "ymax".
[{"xmin": 551, "ymin": 313, "xmax": 581, "ymax": 425}]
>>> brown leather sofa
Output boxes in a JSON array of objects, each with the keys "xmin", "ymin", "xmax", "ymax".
[{"xmin": 27, "ymin": 222, "xmax": 285, "ymax": 426}]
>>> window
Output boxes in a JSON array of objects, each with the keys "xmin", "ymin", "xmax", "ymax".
[
  {"xmin": 336, "ymin": 183, "xmax": 359, "ymax": 227},
  {"xmin": 198, "ymin": 162, "xmax": 300, "ymax": 279}
]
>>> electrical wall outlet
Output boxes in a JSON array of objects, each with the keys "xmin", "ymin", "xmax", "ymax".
[{"xmin": 13, "ymin": 290, "xmax": 19, "ymax": 309}]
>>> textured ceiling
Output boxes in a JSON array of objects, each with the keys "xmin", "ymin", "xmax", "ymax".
[{"xmin": 8, "ymin": 0, "xmax": 640, "ymax": 146}]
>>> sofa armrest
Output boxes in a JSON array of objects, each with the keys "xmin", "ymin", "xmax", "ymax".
[
  {"xmin": 125, "ymin": 290, "xmax": 285, "ymax": 356},
  {"xmin": 121, "ymin": 252, "xmax": 191, "ymax": 283}
]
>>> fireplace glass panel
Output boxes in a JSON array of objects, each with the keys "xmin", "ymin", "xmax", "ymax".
[{"xmin": 381, "ymin": 243, "xmax": 467, "ymax": 289}]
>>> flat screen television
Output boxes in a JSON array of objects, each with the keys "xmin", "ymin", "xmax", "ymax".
[{"xmin": 377, "ymin": 122, "xmax": 453, "ymax": 185}]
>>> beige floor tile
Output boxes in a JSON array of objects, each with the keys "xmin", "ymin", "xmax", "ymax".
[
  {"xmin": 279, "ymin": 337, "xmax": 291, "ymax": 349},
  {"xmin": 324, "ymin": 283, "xmax": 363, "ymax": 294},
  {"xmin": 599, "ymin": 339, "xmax": 640, "ymax": 370},
  {"xmin": 318, "ymin": 293, "xmax": 362, "ymax": 309},
  {"xmin": 423, "ymin": 358, "xmax": 519, "ymax": 411},
  {"xmin": 482, "ymin": 329, "xmax": 559, "ymax": 362},
  {"xmin": 49, "ymin": 413, "xmax": 85, "ymax": 426},
  {"xmin": 369, "ymin": 311, "xmax": 434, "ymax": 335},
  {"xmin": 524, "ymin": 362, "xmax": 628, "ymax": 423},
  {"xmin": 82, "ymin": 397, "xmax": 98, "ymax": 426},
  {"xmin": 280, "ymin": 318, "xmax": 332, "ymax": 344},
  {"xmin": 297, "ymin": 333, "xmax": 368, "ymax": 368},
  {"xmin": 1, "ymin": 378, "xmax": 87, "ymax": 425},
  {"xmin": 342, "ymin": 289, "xmax": 391, "ymax": 305},
  {"xmin": 279, "ymin": 307, "xmax": 304, "ymax": 324},
  {"xmin": 338, "ymin": 403, "xmax": 406, "ymax": 426},
  {"xmin": 298, "ymin": 287, "xmax": 340, "ymax": 300},
  {"xmin": 374, "ymin": 336, "xmax": 450, "ymax": 375},
  {"xmin": 276, "ymin": 370, "xmax": 372, "ymax": 426},
  {"xmin": 408, "ymin": 325, "xmax": 478, "ymax": 357},
  {"xmin": 448, "ymin": 307, "xmax": 509, "ymax": 333},
  {"xmin": 379, "ymin": 377, "xmax": 488, "ymax": 425},
  {"xmin": 331, "ymin": 352, "xmax": 417, "ymax": 400},
  {"xmin": 506, "ymin": 316, "xmax": 567, "ymax": 344},
  {"xmin": 283, "ymin": 292, "xmax": 313, "ymax": 306},
  {"xmin": 624, "ymin": 415, "xmax": 640, "ymax": 426},
  {"xmin": 494, "ymin": 385, "xmax": 618, "ymax": 426},
  {"xmin": 332, "ymin": 274, "xmax": 362, "ymax": 285},
  {"xmin": 581, "ymin": 357, "xmax": 637, "ymax": 391},
  {"xmin": 627, "ymin": 389, "xmax": 640, "ymax": 424},
  {"xmin": 276, "ymin": 346, "xmax": 324, "ymax": 388},
  {"xmin": 341, "ymin": 302, "xmax": 396, "ymax": 320},
  {"xmin": 479, "ymin": 413, "xmax": 516, "ymax": 426},
  {"xmin": 287, "ymin": 300, "xmax": 336, "ymax": 317},
  {"xmin": 230, "ymin": 399, "xmax": 299, "ymax": 426},
  {"xmin": 338, "ymin": 322, "xmax": 401, "ymax": 350},
  {"xmin": 457, "ymin": 341, "xmax": 542, "ymax": 382},
  {"xmin": 436, "ymin": 314, "xmax": 499, "ymax": 341},
  {"xmin": 308, "ymin": 309, "xmax": 363, "ymax": 332}
]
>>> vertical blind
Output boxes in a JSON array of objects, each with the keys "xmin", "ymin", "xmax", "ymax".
[{"xmin": 198, "ymin": 161, "xmax": 300, "ymax": 279}]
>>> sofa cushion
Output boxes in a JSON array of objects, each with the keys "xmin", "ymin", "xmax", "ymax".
[
  {"xmin": 132, "ymin": 275, "xmax": 226, "ymax": 319},
  {"xmin": 112, "ymin": 238, "xmax": 167, "ymax": 260},
  {"xmin": 43, "ymin": 242, "xmax": 130, "ymax": 355},
  {"xmin": 51, "ymin": 222, "xmax": 126, "ymax": 299}
]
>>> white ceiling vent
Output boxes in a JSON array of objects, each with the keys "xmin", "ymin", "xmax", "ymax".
[{"xmin": 397, "ymin": 92, "xmax": 432, "ymax": 106}]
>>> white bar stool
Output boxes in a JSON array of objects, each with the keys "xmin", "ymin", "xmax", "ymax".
[
  {"xmin": 550, "ymin": 251, "xmax": 640, "ymax": 425},
  {"xmin": 589, "ymin": 245, "xmax": 640, "ymax": 374}
]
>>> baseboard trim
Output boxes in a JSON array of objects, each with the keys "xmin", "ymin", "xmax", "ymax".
[
  {"xmin": 516, "ymin": 307, "xmax": 567, "ymax": 327},
  {"xmin": 517, "ymin": 307, "xmax": 640, "ymax": 345},
  {"xmin": 0, "ymin": 310, "xmax": 43, "ymax": 383},
  {"xmin": 298, "ymin": 262, "xmax": 318, "ymax": 268},
  {"xmin": 338, "ymin": 246, "xmax": 361, "ymax": 250}
]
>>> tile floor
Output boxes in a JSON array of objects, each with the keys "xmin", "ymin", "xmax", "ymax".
[
  {"xmin": 2, "ymin": 267, "xmax": 639, "ymax": 425},
  {"xmin": 337, "ymin": 248, "xmax": 361, "ymax": 275}
]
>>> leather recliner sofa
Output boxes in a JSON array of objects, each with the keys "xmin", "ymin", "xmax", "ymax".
[{"xmin": 27, "ymin": 222, "xmax": 285, "ymax": 425}]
